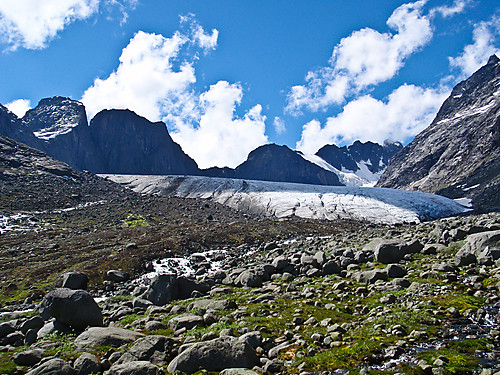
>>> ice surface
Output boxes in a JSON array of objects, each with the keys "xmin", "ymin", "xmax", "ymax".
[{"xmin": 103, "ymin": 175, "xmax": 469, "ymax": 225}]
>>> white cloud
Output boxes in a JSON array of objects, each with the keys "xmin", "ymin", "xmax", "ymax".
[
  {"xmin": 82, "ymin": 30, "xmax": 198, "ymax": 121},
  {"xmin": 82, "ymin": 18, "xmax": 266, "ymax": 168},
  {"xmin": 0, "ymin": 0, "xmax": 99, "ymax": 50},
  {"xmin": 170, "ymin": 81, "xmax": 268, "ymax": 169},
  {"xmin": 296, "ymin": 84, "xmax": 449, "ymax": 154},
  {"xmin": 0, "ymin": 0, "xmax": 137, "ymax": 50},
  {"xmin": 430, "ymin": 0, "xmax": 470, "ymax": 18},
  {"xmin": 273, "ymin": 116, "xmax": 286, "ymax": 135},
  {"xmin": 286, "ymin": 0, "xmax": 432, "ymax": 113},
  {"xmin": 449, "ymin": 17, "xmax": 500, "ymax": 77},
  {"xmin": 5, "ymin": 99, "xmax": 31, "ymax": 118}
]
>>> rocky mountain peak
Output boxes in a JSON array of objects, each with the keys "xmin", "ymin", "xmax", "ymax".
[
  {"xmin": 377, "ymin": 55, "xmax": 500, "ymax": 211},
  {"xmin": 23, "ymin": 96, "xmax": 87, "ymax": 140}
]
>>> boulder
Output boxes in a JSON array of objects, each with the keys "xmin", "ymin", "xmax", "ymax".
[
  {"xmin": 143, "ymin": 275, "xmax": 210, "ymax": 306},
  {"xmin": 187, "ymin": 299, "xmax": 237, "ymax": 312},
  {"xmin": 167, "ymin": 314, "xmax": 204, "ymax": 331},
  {"xmin": 455, "ymin": 230, "xmax": 500, "ymax": 265},
  {"xmin": 219, "ymin": 370, "xmax": 260, "ymax": 375},
  {"xmin": 167, "ymin": 336, "xmax": 258, "ymax": 373},
  {"xmin": 73, "ymin": 353, "xmax": 101, "ymax": 375},
  {"xmin": 61, "ymin": 272, "xmax": 89, "ymax": 290},
  {"xmin": 105, "ymin": 361, "xmax": 163, "ymax": 375},
  {"xmin": 234, "ymin": 270, "xmax": 263, "ymax": 287},
  {"xmin": 39, "ymin": 288, "xmax": 103, "ymax": 330},
  {"xmin": 19, "ymin": 316, "xmax": 44, "ymax": 334},
  {"xmin": 322, "ymin": 261, "xmax": 341, "ymax": 275},
  {"xmin": 12, "ymin": 349, "xmax": 44, "ymax": 367},
  {"xmin": 117, "ymin": 335, "xmax": 178, "ymax": 366},
  {"xmin": 385, "ymin": 264, "xmax": 407, "ymax": 279},
  {"xmin": 355, "ymin": 270, "xmax": 388, "ymax": 284},
  {"xmin": 74, "ymin": 327, "xmax": 143, "ymax": 350},
  {"xmin": 107, "ymin": 270, "xmax": 130, "ymax": 283},
  {"xmin": 26, "ymin": 358, "xmax": 75, "ymax": 375},
  {"xmin": 364, "ymin": 238, "xmax": 406, "ymax": 264}
]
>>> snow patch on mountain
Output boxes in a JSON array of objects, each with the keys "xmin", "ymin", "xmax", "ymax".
[
  {"xmin": 104, "ymin": 175, "xmax": 469, "ymax": 225},
  {"xmin": 298, "ymin": 153, "xmax": 382, "ymax": 187}
]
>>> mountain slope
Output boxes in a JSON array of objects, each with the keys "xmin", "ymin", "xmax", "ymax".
[{"xmin": 377, "ymin": 55, "xmax": 500, "ymax": 211}]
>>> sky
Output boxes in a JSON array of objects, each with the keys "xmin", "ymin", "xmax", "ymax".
[{"xmin": 0, "ymin": 0, "xmax": 498, "ymax": 169}]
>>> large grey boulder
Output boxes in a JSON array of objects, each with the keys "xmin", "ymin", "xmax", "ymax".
[
  {"xmin": 363, "ymin": 239, "xmax": 406, "ymax": 264},
  {"xmin": 74, "ymin": 327, "xmax": 143, "ymax": 350},
  {"xmin": 73, "ymin": 353, "xmax": 101, "ymax": 375},
  {"xmin": 234, "ymin": 270, "xmax": 263, "ymax": 287},
  {"xmin": 117, "ymin": 335, "xmax": 178, "ymax": 366},
  {"xmin": 455, "ymin": 230, "xmax": 500, "ymax": 265},
  {"xmin": 39, "ymin": 288, "xmax": 103, "ymax": 330},
  {"xmin": 167, "ymin": 336, "xmax": 258, "ymax": 373},
  {"xmin": 107, "ymin": 270, "xmax": 130, "ymax": 283},
  {"xmin": 143, "ymin": 275, "xmax": 210, "ymax": 306},
  {"xmin": 61, "ymin": 272, "xmax": 89, "ymax": 290},
  {"xmin": 187, "ymin": 299, "xmax": 237, "ymax": 312},
  {"xmin": 105, "ymin": 361, "xmax": 163, "ymax": 375},
  {"xmin": 355, "ymin": 269, "xmax": 388, "ymax": 284},
  {"xmin": 26, "ymin": 358, "xmax": 75, "ymax": 375},
  {"xmin": 167, "ymin": 314, "xmax": 204, "ymax": 331}
]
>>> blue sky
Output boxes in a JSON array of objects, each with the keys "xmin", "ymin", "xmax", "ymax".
[{"xmin": 0, "ymin": 0, "xmax": 498, "ymax": 168}]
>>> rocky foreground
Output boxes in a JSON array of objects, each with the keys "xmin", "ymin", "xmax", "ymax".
[{"xmin": 1, "ymin": 211, "xmax": 499, "ymax": 374}]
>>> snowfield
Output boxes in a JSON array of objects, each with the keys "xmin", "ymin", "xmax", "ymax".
[{"xmin": 103, "ymin": 175, "xmax": 469, "ymax": 225}]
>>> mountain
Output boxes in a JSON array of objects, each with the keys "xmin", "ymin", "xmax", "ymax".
[
  {"xmin": 232, "ymin": 144, "xmax": 342, "ymax": 185},
  {"xmin": 2, "ymin": 96, "xmax": 397, "ymax": 187},
  {"xmin": 19, "ymin": 97, "xmax": 200, "ymax": 175},
  {"xmin": 377, "ymin": 55, "xmax": 500, "ymax": 211},
  {"xmin": 312, "ymin": 140, "xmax": 403, "ymax": 186}
]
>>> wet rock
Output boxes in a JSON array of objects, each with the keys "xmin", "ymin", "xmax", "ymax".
[
  {"xmin": 167, "ymin": 336, "xmax": 258, "ymax": 373},
  {"xmin": 39, "ymin": 288, "xmax": 103, "ymax": 330}
]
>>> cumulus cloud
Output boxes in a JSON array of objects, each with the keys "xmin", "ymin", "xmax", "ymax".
[
  {"xmin": 5, "ymin": 99, "xmax": 31, "ymax": 118},
  {"xmin": 449, "ymin": 17, "xmax": 500, "ymax": 77},
  {"xmin": 82, "ymin": 30, "xmax": 198, "ymax": 121},
  {"xmin": 296, "ymin": 84, "xmax": 449, "ymax": 154},
  {"xmin": 82, "ymin": 17, "xmax": 267, "ymax": 168},
  {"xmin": 170, "ymin": 81, "xmax": 268, "ymax": 169},
  {"xmin": 0, "ymin": 0, "xmax": 137, "ymax": 50},
  {"xmin": 286, "ymin": 0, "xmax": 432, "ymax": 113}
]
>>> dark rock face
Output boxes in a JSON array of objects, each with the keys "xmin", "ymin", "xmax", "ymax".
[
  {"xmin": 4, "ymin": 97, "xmax": 201, "ymax": 176},
  {"xmin": 377, "ymin": 55, "xmax": 500, "ymax": 211},
  {"xmin": 316, "ymin": 140, "xmax": 403, "ymax": 174},
  {"xmin": 206, "ymin": 144, "xmax": 343, "ymax": 186},
  {"xmin": 84, "ymin": 109, "xmax": 200, "ymax": 175}
]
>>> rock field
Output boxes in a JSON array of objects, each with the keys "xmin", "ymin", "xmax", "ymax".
[{"xmin": 1, "ymin": 210, "xmax": 499, "ymax": 374}]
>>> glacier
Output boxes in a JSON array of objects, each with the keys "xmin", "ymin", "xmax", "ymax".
[{"xmin": 103, "ymin": 175, "xmax": 469, "ymax": 225}]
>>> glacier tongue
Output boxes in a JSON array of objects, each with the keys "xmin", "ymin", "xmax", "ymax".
[{"xmin": 103, "ymin": 175, "xmax": 469, "ymax": 225}]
